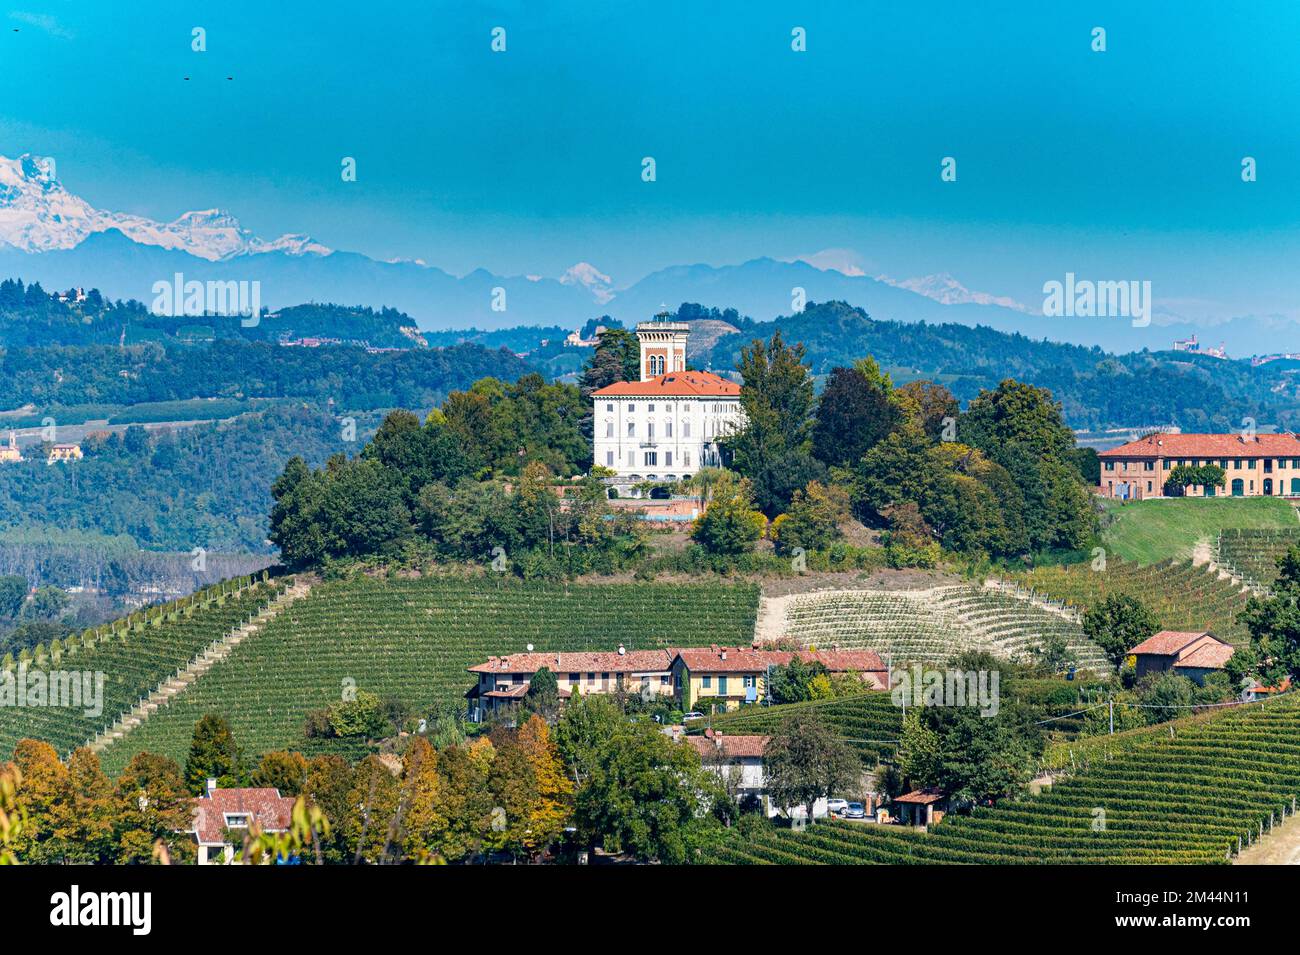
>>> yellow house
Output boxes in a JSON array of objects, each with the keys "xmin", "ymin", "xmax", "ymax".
[
  {"xmin": 46, "ymin": 443, "xmax": 83, "ymax": 464},
  {"xmin": 671, "ymin": 647, "xmax": 887, "ymax": 712}
]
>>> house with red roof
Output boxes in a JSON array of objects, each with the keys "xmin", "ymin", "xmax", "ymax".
[
  {"xmin": 465, "ymin": 647, "xmax": 675, "ymax": 721},
  {"xmin": 1098, "ymin": 431, "xmax": 1300, "ymax": 499},
  {"xmin": 671, "ymin": 646, "xmax": 888, "ymax": 713},
  {"xmin": 590, "ymin": 314, "xmax": 744, "ymax": 485},
  {"xmin": 1128, "ymin": 630, "xmax": 1234, "ymax": 685},
  {"xmin": 187, "ymin": 780, "xmax": 296, "ymax": 865},
  {"xmin": 687, "ymin": 729, "xmax": 771, "ymax": 803}
]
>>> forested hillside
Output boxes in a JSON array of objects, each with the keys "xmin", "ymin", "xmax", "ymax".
[
  {"xmin": 0, "ymin": 406, "xmax": 383, "ymax": 552},
  {"xmin": 699, "ymin": 301, "xmax": 1300, "ymax": 431}
]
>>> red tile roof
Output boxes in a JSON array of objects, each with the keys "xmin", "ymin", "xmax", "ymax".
[
  {"xmin": 672, "ymin": 646, "xmax": 886, "ymax": 674},
  {"xmin": 1175, "ymin": 642, "xmax": 1236, "ymax": 670},
  {"xmin": 687, "ymin": 732, "xmax": 770, "ymax": 759},
  {"xmin": 894, "ymin": 788, "xmax": 946, "ymax": 805},
  {"xmin": 1099, "ymin": 432, "xmax": 1300, "ymax": 458},
  {"xmin": 591, "ymin": 370, "xmax": 740, "ymax": 398},
  {"xmin": 189, "ymin": 787, "xmax": 295, "ymax": 845},
  {"xmin": 1129, "ymin": 630, "xmax": 1215, "ymax": 656},
  {"xmin": 1129, "ymin": 630, "xmax": 1234, "ymax": 670},
  {"xmin": 468, "ymin": 650, "xmax": 674, "ymax": 675}
]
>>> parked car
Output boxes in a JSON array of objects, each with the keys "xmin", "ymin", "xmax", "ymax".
[
  {"xmin": 682, "ymin": 711, "xmax": 705, "ymax": 721},
  {"xmin": 844, "ymin": 802, "xmax": 866, "ymax": 819},
  {"xmin": 826, "ymin": 798, "xmax": 849, "ymax": 817}
]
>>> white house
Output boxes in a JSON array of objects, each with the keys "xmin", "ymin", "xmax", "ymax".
[{"xmin": 590, "ymin": 316, "xmax": 745, "ymax": 484}]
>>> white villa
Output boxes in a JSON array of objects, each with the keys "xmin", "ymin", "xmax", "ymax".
[{"xmin": 590, "ymin": 316, "xmax": 745, "ymax": 484}]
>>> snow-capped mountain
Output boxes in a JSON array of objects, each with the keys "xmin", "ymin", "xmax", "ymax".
[
  {"xmin": 559, "ymin": 261, "xmax": 615, "ymax": 304},
  {"xmin": 0, "ymin": 154, "xmax": 331, "ymax": 261},
  {"xmin": 876, "ymin": 271, "xmax": 1032, "ymax": 314}
]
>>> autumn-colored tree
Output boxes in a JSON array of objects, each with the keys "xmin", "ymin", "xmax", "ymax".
[
  {"xmin": 345, "ymin": 755, "xmax": 401, "ymax": 864},
  {"xmin": 512, "ymin": 715, "xmax": 572, "ymax": 856},
  {"xmin": 9, "ymin": 738, "xmax": 69, "ymax": 863},
  {"xmin": 252, "ymin": 750, "xmax": 311, "ymax": 796},
  {"xmin": 113, "ymin": 752, "xmax": 196, "ymax": 865}
]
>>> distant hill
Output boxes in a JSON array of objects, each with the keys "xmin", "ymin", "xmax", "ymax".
[{"xmin": 700, "ymin": 300, "xmax": 1300, "ymax": 432}]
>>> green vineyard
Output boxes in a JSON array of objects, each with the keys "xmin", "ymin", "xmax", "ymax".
[
  {"xmin": 1216, "ymin": 527, "xmax": 1300, "ymax": 591},
  {"xmin": 0, "ymin": 576, "xmax": 283, "ymax": 761},
  {"xmin": 98, "ymin": 577, "xmax": 760, "ymax": 774},
  {"xmin": 1010, "ymin": 558, "xmax": 1251, "ymax": 645},
  {"xmin": 776, "ymin": 585, "xmax": 1109, "ymax": 672},
  {"xmin": 701, "ymin": 693, "xmax": 1300, "ymax": 864},
  {"xmin": 688, "ymin": 693, "xmax": 904, "ymax": 765}
]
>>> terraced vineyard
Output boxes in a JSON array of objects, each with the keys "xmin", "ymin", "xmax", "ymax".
[
  {"xmin": 775, "ymin": 585, "xmax": 1109, "ymax": 672},
  {"xmin": 99, "ymin": 577, "xmax": 760, "ymax": 774},
  {"xmin": 701, "ymin": 693, "xmax": 1300, "ymax": 864},
  {"xmin": 1011, "ymin": 558, "xmax": 1251, "ymax": 646},
  {"xmin": 0, "ymin": 576, "xmax": 282, "ymax": 761},
  {"xmin": 1216, "ymin": 528, "xmax": 1300, "ymax": 591},
  {"xmin": 688, "ymin": 693, "xmax": 903, "ymax": 765}
]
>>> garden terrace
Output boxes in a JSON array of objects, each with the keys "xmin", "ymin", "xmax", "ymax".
[
  {"xmin": 1216, "ymin": 527, "xmax": 1300, "ymax": 592},
  {"xmin": 1010, "ymin": 558, "xmax": 1251, "ymax": 646},
  {"xmin": 776, "ymin": 585, "xmax": 1109, "ymax": 671}
]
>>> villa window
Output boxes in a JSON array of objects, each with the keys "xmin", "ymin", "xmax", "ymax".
[
  {"xmin": 645, "ymin": 452, "xmax": 657, "ymax": 466},
  {"xmin": 606, "ymin": 451, "xmax": 613, "ymax": 466},
  {"xmin": 665, "ymin": 452, "xmax": 673, "ymax": 466},
  {"xmin": 627, "ymin": 422, "xmax": 635, "ymax": 437},
  {"xmin": 683, "ymin": 421, "xmax": 691, "ymax": 438},
  {"xmin": 666, "ymin": 420, "xmax": 673, "ymax": 437},
  {"xmin": 606, "ymin": 421, "xmax": 613, "ymax": 437}
]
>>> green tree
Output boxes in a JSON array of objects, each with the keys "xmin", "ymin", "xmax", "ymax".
[
  {"xmin": 722, "ymin": 331, "xmax": 821, "ymax": 516},
  {"xmin": 556, "ymin": 694, "xmax": 723, "ymax": 862},
  {"xmin": 1082, "ymin": 593, "xmax": 1160, "ymax": 669},
  {"xmin": 770, "ymin": 481, "xmax": 846, "ymax": 555},
  {"xmin": 762, "ymin": 710, "xmax": 860, "ymax": 823},
  {"xmin": 1234, "ymin": 544, "xmax": 1300, "ymax": 690},
  {"xmin": 690, "ymin": 473, "xmax": 766, "ymax": 555},
  {"xmin": 185, "ymin": 714, "xmax": 242, "ymax": 794},
  {"xmin": 0, "ymin": 575, "xmax": 26, "ymax": 619},
  {"xmin": 811, "ymin": 360, "xmax": 900, "ymax": 468},
  {"xmin": 523, "ymin": 666, "xmax": 561, "ymax": 722}
]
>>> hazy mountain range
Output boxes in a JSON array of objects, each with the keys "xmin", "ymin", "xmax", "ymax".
[{"xmin": 1, "ymin": 153, "xmax": 1291, "ymax": 355}]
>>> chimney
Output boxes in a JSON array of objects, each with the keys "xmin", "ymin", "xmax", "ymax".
[
  {"xmin": 720, "ymin": 649, "xmax": 728, "ymax": 661},
  {"xmin": 618, "ymin": 644, "xmax": 626, "ymax": 655},
  {"xmin": 711, "ymin": 644, "xmax": 720, "ymax": 654},
  {"xmin": 206, "ymin": 778, "xmax": 217, "ymax": 796}
]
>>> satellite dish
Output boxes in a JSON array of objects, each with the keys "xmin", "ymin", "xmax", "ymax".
[{"xmin": 526, "ymin": 643, "xmax": 534, "ymax": 652}]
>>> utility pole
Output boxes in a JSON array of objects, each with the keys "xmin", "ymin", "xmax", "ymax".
[{"xmin": 1109, "ymin": 696, "xmax": 1114, "ymax": 735}]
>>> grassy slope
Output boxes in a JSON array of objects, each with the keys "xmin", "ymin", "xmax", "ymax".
[{"xmin": 1100, "ymin": 497, "xmax": 1296, "ymax": 564}]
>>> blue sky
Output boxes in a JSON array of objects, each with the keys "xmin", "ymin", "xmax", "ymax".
[{"xmin": 3, "ymin": 0, "xmax": 1300, "ymax": 322}]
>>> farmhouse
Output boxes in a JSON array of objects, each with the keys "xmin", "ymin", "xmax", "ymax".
[
  {"xmin": 465, "ymin": 648, "xmax": 675, "ymax": 721},
  {"xmin": 1098, "ymin": 432, "xmax": 1300, "ymax": 499},
  {"xmin": 687, "ymin": 730, "xmax": 770, "ymax": 803},
  {"xmin": 1128, "ymin": 630, "xmax": 1234, "ymax": 685},
  {"xmin": 672, "ymin": 646, "xmax": 888, "ymax": 712},
  {"xmin": 590, "ymin": 313, "xmax": 745, "ymax": 487},
  {"xmin": 46, "ymin": 443, "xmax": 83, "ymax": 464},
  {"xmin": 188, "ymin": 780, "xmax": 295, "ymax": 865}
]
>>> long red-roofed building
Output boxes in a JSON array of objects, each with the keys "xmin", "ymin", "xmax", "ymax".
[{"xmin": 1098, "ymin": 431, "xmax": 1300, "ymax": 499}]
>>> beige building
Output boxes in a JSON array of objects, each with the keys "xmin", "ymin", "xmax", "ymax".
[
  {"xmin": 1098, "ymin": 432, "xmax": 1300, "ymax": 499},
  {"xmin": 0, "ymin": 432, "xmax": 19, "ymax": 463},
  {"xmin": 466, "ymin": 648, "xmax": 674, "ymax": 721}
]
